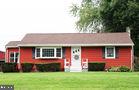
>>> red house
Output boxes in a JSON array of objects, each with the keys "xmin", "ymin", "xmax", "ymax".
[
  {"xmin": 5, "ymin": 33, "xmax": 134, "ymax": 72},
  {"xmin": 0, "ymin": 51, "xmax": 5, "ymax": 62}
]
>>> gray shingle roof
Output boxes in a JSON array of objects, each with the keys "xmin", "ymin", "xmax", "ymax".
[{"xmin": 6, "ymin": 33, "xmax": 134, "ymax": 47}]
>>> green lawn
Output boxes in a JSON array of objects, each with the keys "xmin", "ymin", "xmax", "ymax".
[{"xmin": 0, "ymin": 72, "xmax": 139, "ymax": 90}]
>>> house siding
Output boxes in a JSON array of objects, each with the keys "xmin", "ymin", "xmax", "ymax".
[
  {"xmin": 19, "ymin": 47, "xmax": 71, "ymax": 71},
  {"xmin": 0, "ymin": 51, "xmax": 5, "ymax": 61},
  {"xmin": 81, "ymin": 46, "xmax": 131, "ymax": 69},
  {"xmin": 6, "ymin": 46, "xmax": 131, "ymax": 70},
  {"xmin": 6, "ymin": 48, "xmax": 19, "ymax": 63}
]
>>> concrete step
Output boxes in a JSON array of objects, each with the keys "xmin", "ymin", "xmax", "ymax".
[{"xmin": 70, "ymin": 67, "xmax": 82, "ymax": 72}]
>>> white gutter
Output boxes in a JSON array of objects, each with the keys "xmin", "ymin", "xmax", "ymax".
[{"xmin": 17, "ymin": 43, "xmax": 134, "ymax": 47}]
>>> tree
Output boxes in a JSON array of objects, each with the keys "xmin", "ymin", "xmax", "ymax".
[{"xmin": 70, "ymin": 0, "xmax": 139, "ymax": 56}]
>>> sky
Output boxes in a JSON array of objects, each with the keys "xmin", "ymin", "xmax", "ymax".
[{"xmin": 0, "ymin": 0, "xmax": 81, "ymax": 51}]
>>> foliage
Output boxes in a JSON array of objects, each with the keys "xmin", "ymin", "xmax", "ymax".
[
  {"xmin": 45, "ymin": 63, "xmax": 61, "ymax": 72},
  {"xmin": 35, "ymin": 63, "xmax": 61, "ymax": 72},
  {"xmin": 35, "ymin": 64, "xmax": 47, "ymax": 72},
  {"xmin": 21, "ymin": 63, "xmax": 34, "ymax": 72},
  {"xmin": 70, "ymin": 0, "xmax": 139, "ymax": 56},
  {"xmin": 2, "ymin": 63, "xmax": 18, "ymax": 73},
  {"xmin": 108, "ymin": 66, "xmax": 130, "ymax": 72},
  {"xmin": 108, "ymin": 67, "xmax": 120, "ymax": 72},
  {"xmin": 88, "ymin": 62, "xmax": 105, "ymax": 71},
  {"xmin": 118, "ymin": 66, "xmax": 130, "ymax": 72}
]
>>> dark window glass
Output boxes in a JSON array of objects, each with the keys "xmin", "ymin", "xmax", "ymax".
[
  {"xmin": 56, "ymin": 48, "xmax": 61, "ymax": 57},
  {"xmin": 36, "ymin": 48, "xmax": 40, "ymax": 57},
  {"xmin": 107, "ymin": 48, "xmax": 114, "ymax": 57},
  {"xmin": 15, "ymin": 53, "xmax": 19, "ymax": 63},
  {"xmin": 42, "ymin": 49, "xmax": 54, "ymax": 57},
  {"xmin": 10, "ymin": 52, "xmax": 14, "ymax": 62}
]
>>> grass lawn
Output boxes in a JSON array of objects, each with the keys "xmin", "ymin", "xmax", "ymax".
[{"xmin": 0, "ymin": 72, "xmax": 139, "ymax": 90}]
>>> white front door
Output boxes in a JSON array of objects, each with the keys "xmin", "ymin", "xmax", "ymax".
[{"xmin": 70, "ymin": 47, "xmax": 82, "ymax": 72}]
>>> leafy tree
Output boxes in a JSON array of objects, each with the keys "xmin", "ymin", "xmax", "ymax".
[{"xmin": 70, "ymin": 0, "xmax": 139, "ymax": 56}]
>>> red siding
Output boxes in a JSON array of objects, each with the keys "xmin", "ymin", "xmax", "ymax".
[
  {"xmin": 6, "ymin": 48, "xmax": 19, "ymax": 62},
  {"xmin": 20, "ymin": 47, "xmax": 71, "ymax": 71},
  {"xmin": 6, "ymin": 46, "xmax": 132, "ymax": 70},
  {"xmin": 81, "ymin": 47, "xmax": 131, "ymax": 69},
  {"xmin": 0, "ymin": 51, "xmax": 5, "ymax": 61}
]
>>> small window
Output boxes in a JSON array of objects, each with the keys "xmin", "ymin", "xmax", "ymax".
[
  {"xmin": 9, "ymin": 52, "xmax": 19, "ymax": 63},
  {"xmin": 105, "ymin": 47, "xmax": 115, "ymax": 59},
  {"xmin": 56, "ymin": 48, "xmax": 61, "ymax": 57},
  {"xmin": 10, "ymin": 52, "xmax": 14, "ymax": 62}
]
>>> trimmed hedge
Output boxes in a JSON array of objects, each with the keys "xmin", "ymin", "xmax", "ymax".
[
  {"xmin": 88, "ymin": 62, "xmax": 105, "ymax": 71},
  {"xmin": 36, "ymin": 64, "xmax": 47, "ymax": 72},
  {"xmin": 2, "ymin": 63, "xmax": 18, "ymax": 73},
  {"xmin": 35, "ymin": 63, "xmax": 61, "ymax": 72},
  {"xmin": 21, "ymin": 63, "xmax": 34, "ymax": 72}
]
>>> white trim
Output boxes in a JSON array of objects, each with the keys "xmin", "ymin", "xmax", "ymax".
[
  {"xmin": 35, "ymin": 47, "xmax": 62, "ymax": 59},
  {"xmin": 18, "ymin": 43, "xmax": 134, "ymax": 47},
  {"xmin": 105, "ymin": 46, "xmax": 116, "ymax": 59},
  {"xmin": 9, "ymin": 52, "xmax": 19, "ymax": 63}
]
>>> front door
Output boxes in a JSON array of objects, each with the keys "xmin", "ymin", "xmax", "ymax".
[{"xmin": 71, "ymin": 47, "xmax": 82, "ymax": 72}]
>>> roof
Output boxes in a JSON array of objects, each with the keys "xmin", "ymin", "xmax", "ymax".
[
  {"xmin": 6, "ymin": 41, "xmax": 20, "ymax": 47},
  {"xmin": 16, "ymin": 33, "xmax": 134, "ymax": 47}
]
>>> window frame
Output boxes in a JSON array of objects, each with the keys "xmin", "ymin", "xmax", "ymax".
[
  {"xmin": 105, "ymin": 46, "xmax": 116, "ymax": 59},
  {"xmin": 35, "ymin": 47, "xmax": 62, "ymax": 59},
  {"xmin": 9, "ymin": 52, "xmax": 19, "ymax": 63}
]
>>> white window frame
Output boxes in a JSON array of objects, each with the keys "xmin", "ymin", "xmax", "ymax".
[
  {"xmin": 35, "ymin": 47, "xmax": 62, "ymax": 59},
  {"xmin": 105, "ymin": 46, "xmax": 115, "ymax": 59},
  {"xmin": 9, "ymin": 52, "xmax": 19, "ymax": 63}
]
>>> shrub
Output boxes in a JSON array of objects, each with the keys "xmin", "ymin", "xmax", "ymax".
[
  {"xmin": 108, "ymin": 67, "xmax": 120, "ymax": 72},
  {"xmin": 35, "ymin": 64, "xmax": 47, "ymax": 72},
  {"xmin": 88, "ymin": 62, "xmax": 105, "ymax": 71},
  {"xmin": 108, "ymin": 66, "xmax": 130, "ymax": 72},
  {"xmin": 46, "ymin": 63, "xmax": 61, "ymax": 72},
  {"xmin": 35, "ymin": 63, "xmax": 61, "ymax": 72},
  {"xmin": 2, "ymin": 63, "xmax": 18, "ymax": 73},
  {"xmin": 118, "ymin": 66, "xmax": 130, "ymax": 72},
  {"xmin": 21, "ymin": 63, "xmax": 34, "ymax": 72}
]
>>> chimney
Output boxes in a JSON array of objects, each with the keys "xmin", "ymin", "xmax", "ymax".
[{"xmin": 126, "ymin": 27, "xmax": 130, "ymax": 36}]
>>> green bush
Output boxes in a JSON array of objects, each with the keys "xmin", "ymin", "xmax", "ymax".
[
  {"xmin": 35, "ymin": 63, "xmax": 61, "ymax": 72},
  {"xmin": 118, "ymin": 66, "xmax": 130, "ymax": 72},
  {"xmin": 88, "ymin": 62, "xmax": 105, "ymax": 71},
  {"xmin": 108, "ymin": 66, "xmax": 130, "ymax": 72},
  {"xmin": 21, "ymin": 63, "xmax": 34, "ymax": 72},
  {"xmin": 46, "ymin": 63, "xmax": 61, "ymax": 72},
  {"xmin": 35, "ymin": 64, "xmax": 47, "ymax": 72},
  {"xmin": 108, "ymin": 67, "xmax": 120, "ymax": 72},
  {"xmin": 2, "ymin": 63, "xmax": 18, "ymax": 73}
]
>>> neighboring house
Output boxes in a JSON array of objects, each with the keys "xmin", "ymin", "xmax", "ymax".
[
  {"xmin": 5, "ymin": 33, "xmax": 134, "ymax": 72},
  {"xmin": 0, "ymin": 51, "xmax": 5, "ymax": 71},
  {"xmin": 0, "ymin": 51, "xmax": 5, "ymax": 62}
]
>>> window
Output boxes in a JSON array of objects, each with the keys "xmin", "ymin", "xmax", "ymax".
[
  {"xmin": 9, "ymin": 52, "xmax": 19, "ymax": 63},
  {"xmin": 36, "ymin": 48, "xmax": 40, "ymax": 57},
  {"xmin": 105, "ymin": 47, "xmax": 115, "ymax": 59},
  {"xmin": 42, "ymin": 49, "xmax": 54, "ymax": 57},
  {"xmin": 56, "ymin": 48, "xmax": 61, "ymax": 57},
  {"xmin": 35, "ymin": 47, "xmax": 62, "ymax": 58}
]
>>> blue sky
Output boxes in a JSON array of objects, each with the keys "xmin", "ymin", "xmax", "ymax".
[{"xmin": 0, "ymin": 0, "xmax": 81, "ymax": 51}]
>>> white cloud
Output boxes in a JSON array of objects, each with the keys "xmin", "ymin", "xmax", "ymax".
[{"xmin": 0, "ymin": 0, "xmax": 81, "ymax": 51}]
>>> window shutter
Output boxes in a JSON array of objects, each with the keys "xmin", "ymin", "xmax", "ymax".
[
  {"xmin": 32, "ymin": 47, "xmax": 35, "ymax": 59},
  {"xmin": 115, "ymin": 47, "xmax": 119, "ymax": 58},
  {"xmin": 62, "ymin": 47, "xmax": 66, "ymax": 59},
  {"xmin": 102, "ymin": 47, "xmax": 105, "ymax": 59}
]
